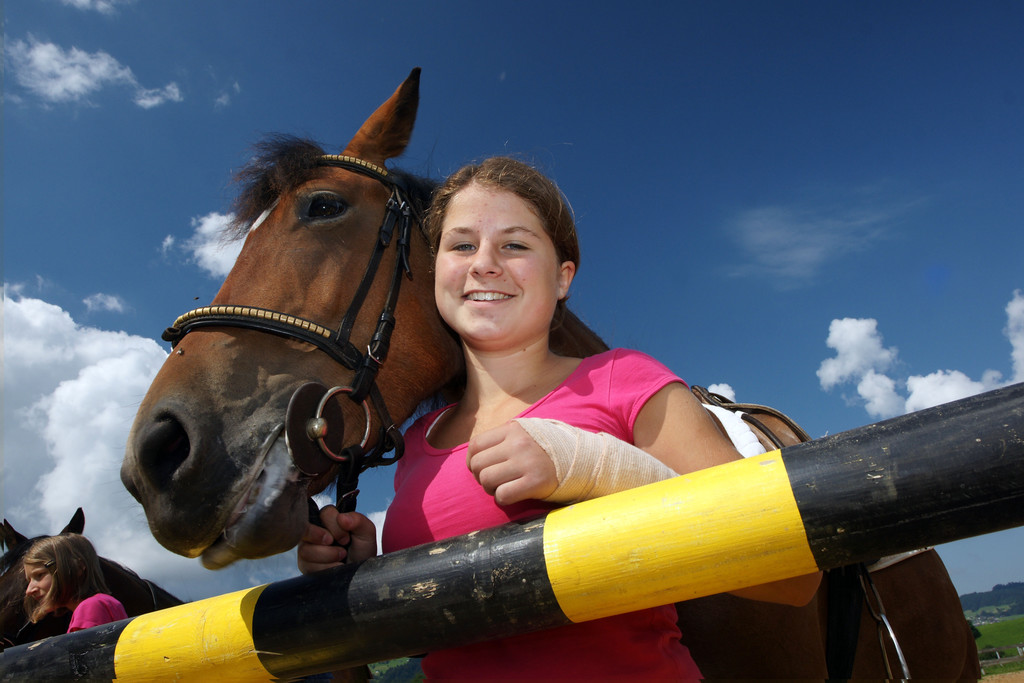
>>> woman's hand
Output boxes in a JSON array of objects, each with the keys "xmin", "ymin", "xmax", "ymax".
[
  {"xmin": 296, "ymin": 505, "xmax": 378, "ymax": 574},
  {"xmin": 466, "ymin": 421, "xmax": 558, "ymax": 505}
]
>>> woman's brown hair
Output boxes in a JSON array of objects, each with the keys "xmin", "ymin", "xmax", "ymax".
[{"xmin": 23, "ymin": 534, "xmax": 110, "ymax": 623}]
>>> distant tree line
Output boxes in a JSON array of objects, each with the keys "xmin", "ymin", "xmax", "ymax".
[{"xmin": 960, "ymin": 582, "xmax": 1024, "ymax": 615}]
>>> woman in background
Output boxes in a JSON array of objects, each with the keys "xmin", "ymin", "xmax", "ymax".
[{"xmin": 23, "ymin": 533, "xmax": 127, "ymax": 632}]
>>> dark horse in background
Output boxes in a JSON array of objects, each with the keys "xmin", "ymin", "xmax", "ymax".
[
  {"xmin": 121, "ymin": 69, "xmax": 978, "ymax": 679},
  {"xmin": 0, "ymin": 508, "xmax": 182, "ymax": 649}
]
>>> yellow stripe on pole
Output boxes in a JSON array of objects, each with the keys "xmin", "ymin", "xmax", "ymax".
[
  {"xmin": 113, "ymin": 585, "xmax": 272, "ymax": 681},
  {"xmin": 543, "ymin": 451, "xmax": 819, "ymax": 622}
]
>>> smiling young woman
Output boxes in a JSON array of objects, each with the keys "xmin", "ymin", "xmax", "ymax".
[{"xmin": 299, "ymin": 156, "xmax": 820, "ymax": 680}]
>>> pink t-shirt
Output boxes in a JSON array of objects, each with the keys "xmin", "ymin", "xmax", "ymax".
[
  {"xmin": 382, "ymin": 349, "xmax": 701, "ymax": 680},
  {"xmin": 67, "ymin": 593, "xmax": 127, "ymax": 632}
]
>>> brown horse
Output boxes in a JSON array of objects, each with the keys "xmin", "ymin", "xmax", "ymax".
[
  {"xmin": 0, "ymin": 508, "xmax": 182, "ymax": 649},
  {"xmin": 122, "ymin": 69, "xmax": 978, "ymax": 679}
]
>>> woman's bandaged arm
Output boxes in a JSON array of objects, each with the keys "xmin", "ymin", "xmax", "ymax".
[{"xmin": 513, "ymin": 418, "xmax": 677, "ymax": 503}]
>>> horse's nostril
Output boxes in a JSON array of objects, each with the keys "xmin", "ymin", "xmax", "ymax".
[{"xmin": 139, "ymin": 418, "xmax": 191, "ymax": 488}]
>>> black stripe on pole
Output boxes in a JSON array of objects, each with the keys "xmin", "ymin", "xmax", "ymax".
[
  {"xmin": 0, "ymin": 619, "xmax": 128, "ymax": 680},
  {"xmin": 788, "ymin": 381, "xmax": 1024, "ymax": 569},
  {"xmin": 252, "ymin": 515, "xmax": 567, "ymax": 678}
]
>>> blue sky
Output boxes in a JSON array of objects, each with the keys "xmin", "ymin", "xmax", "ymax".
[{"xmin": 3, "ymin": 0, "xmax": 1023, "ymax": 604}]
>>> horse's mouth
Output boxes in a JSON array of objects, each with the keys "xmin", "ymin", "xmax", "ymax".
[{"xmin": 200, "ymin": 426, "xmax": 310, "ymax": 569}]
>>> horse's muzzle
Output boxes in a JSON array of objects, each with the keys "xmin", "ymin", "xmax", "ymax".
[{"xmin": 200, "ymin": 426, "xmax": 310, "ymax": 569}]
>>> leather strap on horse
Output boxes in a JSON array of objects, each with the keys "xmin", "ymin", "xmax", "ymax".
[
  {"xmin": 691, "ymin": 385, "xmax": 811, "ymax": 448},
  {"xmin": 825, "ymin": 564, "xmax": 865, "ymax": 680}
]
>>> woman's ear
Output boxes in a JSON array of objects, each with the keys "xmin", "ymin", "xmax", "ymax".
[{"xmin": 558, "ymin": 261, "xmax": 576, "ymax": 300}]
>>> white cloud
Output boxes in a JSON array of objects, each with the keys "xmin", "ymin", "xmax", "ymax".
[
  {"xmin": 725, "ymin": 189, "xmax": 916, "ymax": 287},
  {"xmin": 903, "ymin": 370, "xmax": 1000, "ymax": 414},
  {"xmin": 184, "ymin": 212, "xmax": 242, "ymax": 277},
  {"xmin": 8, "ymin": 36, "xmax": 135, "ymax": 104},
  {"xmin": 215, "ymin": 82, "xmax": 241, "ymax": 109},
  {"xmin": 817, "ymin": 318, "xmax": 897, "ymax": 390},
  {"xmin": 855, "ymin": 369, "xmax": 904, "ymax": 419},
  {"xmin": 727, "ymin": 206, "xmax": 885, "ymax": 285},
  {"xmin": 818, "ymin": 292, "xmax": 1021, "ymax": 419},
  {"xmin": 161, "ymin": 212, "xmax": 241, "ymax": 279},
  {"xmin": 134, "ymin": 82, "xmax": 183, "ymax": 109},
  {"xmin": 83, "ymin": 292, "xmax": 127, "ymax": 313},
  {"xmin": 7, "ymin": 36, "xmax": 182, "ymax": 109},
  {"xmin": 367, "ymin": 510, "xmax": 387, "ymax": 556},
  {"xmin": 706, "ymin": 383, "xmax": 736, "ymax": 401},
  {"xmin": 1006, "ymin": 289, "xmax": 1024, "ymax": 382},
  {"xmin": 2, "ymin": 292, "xmax": 298, "ymax": 601},
  {"xmin": 61, "ymin": 0, "xmax": 135, "ymax": 13}
]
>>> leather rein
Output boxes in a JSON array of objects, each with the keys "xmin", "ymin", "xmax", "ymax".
[{"xmin": 161, "ymin": 155, "xmax": 420, "ymax": 507}]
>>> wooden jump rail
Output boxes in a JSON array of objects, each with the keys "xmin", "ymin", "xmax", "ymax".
[
  {"xmin": 978, "ymin": 642, "xmax": 1024, "ymax": 674},
  {"xmin": 2, "ymin": 383, "xmax": 1022, "ymax": 681}
]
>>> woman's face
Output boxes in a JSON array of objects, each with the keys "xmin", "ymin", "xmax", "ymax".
[
  {"xmin": 24, "ymin": 564, "xmax": 55, "ymax": 613},
  {"xmin": 434, "ymin": 184, "xmax": 575, "ymax": 354}
]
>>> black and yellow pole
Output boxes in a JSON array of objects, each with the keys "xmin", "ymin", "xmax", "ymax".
[{"xmin": 3, "ymin": 383, "xmax": 1022, "ymax": 680}]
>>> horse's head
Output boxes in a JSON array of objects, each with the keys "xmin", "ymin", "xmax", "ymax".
[{"xmin": 121, "ymin": 69, "xmax": 463, "ymax": 568}]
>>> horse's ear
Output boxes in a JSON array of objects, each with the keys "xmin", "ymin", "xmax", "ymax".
[
  {"xmin": 342, "ymin": 68, "xmax": 420, "ymax": 165},
  {"xmin": 2, "ymin": 520, "xmax": 28, "ymax": 551},
  {"xmin": 61, "ymin": 508, "xmax": 85, "ymax": 535}
]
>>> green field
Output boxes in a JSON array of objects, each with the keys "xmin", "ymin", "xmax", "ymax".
[
  {"xmin": 369, "ymin": 657, "xmax": 423, "ymax": 682},
  {"xmin": 977, "ymin": 615, "xmax": 1024, "ymax": 677},
  {"xmin": 977, "ymin": 615, "xmax": 1024, "ymax": 649}
]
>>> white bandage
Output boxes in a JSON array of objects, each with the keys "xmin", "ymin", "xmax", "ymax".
[{"xmin": 514, "ymin": 418, "xmax": 677, "ymax": 503}]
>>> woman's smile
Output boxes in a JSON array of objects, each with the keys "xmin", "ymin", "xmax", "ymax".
[{"xmin": 465, "ymin": 291, "xmax": 513, "ymax": 301}]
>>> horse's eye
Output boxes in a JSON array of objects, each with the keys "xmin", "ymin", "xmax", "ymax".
[{"xmin": 305, "ymin": 193, "xmax": 348, "ymax": 220}]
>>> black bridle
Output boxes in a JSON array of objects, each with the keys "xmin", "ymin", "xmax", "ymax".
[{"xmin": 161, "ymin": 155, "xmax": 421, "ymax": 509}]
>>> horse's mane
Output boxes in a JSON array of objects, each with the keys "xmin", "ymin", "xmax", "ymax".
[{"xmin": 226, "ymin": 135, "xmax": 437, "ymax": 239}]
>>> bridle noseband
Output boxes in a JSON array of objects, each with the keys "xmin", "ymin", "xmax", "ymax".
[{"xmin": 161, "ymin": 155, "xmax": 423, "ymax": 508}]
